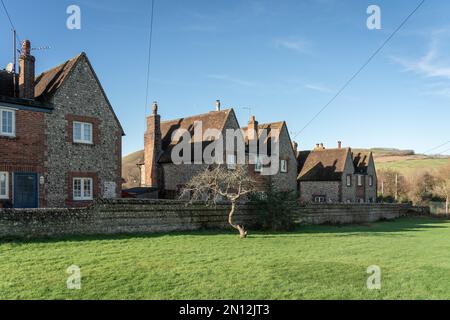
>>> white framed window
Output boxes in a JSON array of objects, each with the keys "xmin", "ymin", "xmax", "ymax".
[
  {"xmin": 73, "ymin": 178, "xmax": 93, "ymax": 201},
  {"xmin": 280, "ymin": 160, "xmax": 288, "ymax": 173},
  {"xmin": 369, "ymin": 175, "xmax": 374, "ymax": 187},
  {"xmin": 0, "ymin": 108, "xmax": 15, "ymax": 137},
  {"xmin": 255, "ymin": 155, "xmax": 262, "ymax": 173},
  {"xmin": 73, "ymin": 121, "xmax": 93, "ymax": 144},
  {"xmin": 227, "ymin": 154, "xmax": 236, "ymax": 170},
  {"xmin": 357, "ymin": 175, "xmax": 363, "ymax": 187},
  {"xmin": 314, "ymin": 196, "xmax": 326, "ymax": 203},
  {"xmin": 346, "ymin": 174, "xmax": 352, "ymax": 187},
  {"xmin": 0, "ymin": 172, "xmax": 8, "ymax": 199}
]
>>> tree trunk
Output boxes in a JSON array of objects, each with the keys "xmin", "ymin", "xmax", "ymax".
[
  {"xmin": 228, "ymin": 201, "xmax": 247, "ymax": 239},
  {"xmin": 446, "ymin": 196, "xmax": 449, "ymax": 216}
]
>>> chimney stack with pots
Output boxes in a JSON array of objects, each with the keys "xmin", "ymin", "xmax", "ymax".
[
  {"xmin": 19, "ymin": 40, "xmax": 35, "ymax": 99},
  {"xmin": 248, "ymin": 115, "xmax": 259, "ymax": 141}
]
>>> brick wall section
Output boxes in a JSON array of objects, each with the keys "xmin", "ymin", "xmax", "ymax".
[
  {"xmin": 0, "ymin": 200, "xmax": 425, "ymax": 239},
  {"xmin": 0, "ymin": 109, "xmax": 47, "ymax": 207},
  {"xmin": 44, "ymin": 55, "xmax": 122, "ymax": 207}
]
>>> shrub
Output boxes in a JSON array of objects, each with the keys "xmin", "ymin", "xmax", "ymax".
[{"xmin": 250, "ymin": 185, "xmax": 298, "ymax": 231}]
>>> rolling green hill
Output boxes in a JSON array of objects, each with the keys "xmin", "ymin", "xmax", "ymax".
[{"xmin": 353, "ymin": 148, "xmax": 449, "ymax": 175}]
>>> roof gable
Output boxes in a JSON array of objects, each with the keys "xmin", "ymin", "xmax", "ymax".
[
  {"xmin": 352, "ymin": 151, "xmax": 373, "ymax": 174},
  {"xmin": 34, "ymin": 53, "xmax": 125, "ymax": 136}
]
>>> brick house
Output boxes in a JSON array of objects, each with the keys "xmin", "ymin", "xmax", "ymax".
[
  {"xmin": 0, "ymin": 40, "xmax": 124, "ymax": 208},
  {"xmin": 139, "ymin": 101, "xmax": 298, "ymax": 198},
  {"xmin": 297, "ymin": 143, "xmax": 377, "ymax": 203}
]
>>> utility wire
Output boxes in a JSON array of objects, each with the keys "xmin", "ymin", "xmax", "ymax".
[
  {"xmin": 293, "ymin": 0, "xmax": 426, "ymax": 140},
  {"xmin": 0, "ymin": 0, "xmax": 21, "ymax": 44},
  {"xmin": 438, "ymin": 147, "xmax": 450, "ymax": 156},
  {"xmin": 144, "ymin": 0, "xmax": 156, "ymax": 117},
  {"xmin": 423, "ymin": 141, "xmax": 450, "ymax": 155}
]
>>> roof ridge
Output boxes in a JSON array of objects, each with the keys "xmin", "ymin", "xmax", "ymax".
[
  {"xmin": 35, "ymin": 52, "xmax": 84, "ymax": 80},
  {"xmin": 160, "ymin": 108, "xmax": 232, "ymax": 124}
]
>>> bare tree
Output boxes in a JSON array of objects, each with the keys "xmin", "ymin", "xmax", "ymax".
[{"xmin": 180, "ymin": 165, "xmax": 257, "ymax": 239}]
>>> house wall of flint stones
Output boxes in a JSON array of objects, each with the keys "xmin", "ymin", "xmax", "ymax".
[{"xmin": 44, "ymin": 57, "xmax": 122, "ymax": 207}]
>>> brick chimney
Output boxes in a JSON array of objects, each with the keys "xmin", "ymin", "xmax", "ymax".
[
  {"xmin": 144, "ymin": 102, "xmax": 162, "ymax": 188},
  {"xmin": 248, "ymin": 116, "xmax": 258, "ymax": 141},
  {"xmin": 216, "ymin": 99, "xmax": 221, "ymax": 111},
  {"xmin": 19, "ymin": 40, "xmax": 35, "ymax": 99},
  {"xmin": 338, "ymin": 141, "xmax": 342, "ymax": 149}
]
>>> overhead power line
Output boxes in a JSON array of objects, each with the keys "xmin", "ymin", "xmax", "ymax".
[
  {"xmin": 293, "ymin": 0, "xmax": 426, "ymax": 140},
  {"xmin": 423, "ymin": 141, "xmax": 450, "ymax": 155},
  {"xmin": 438, "ymin": 147, "xmax": 450, "ymax": 156},
  {"xmin": 144, "ymin": 0, "xmax": 156, "ymax": 117}
]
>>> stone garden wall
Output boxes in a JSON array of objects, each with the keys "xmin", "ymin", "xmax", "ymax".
[{"xmin": 0, "ymin": 199, "xmax": 427, "ymax": 239}]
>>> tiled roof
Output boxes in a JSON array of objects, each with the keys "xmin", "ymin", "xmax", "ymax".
[
  {"xmin": 34, "ymin": 53, "xmax": 82, "ymax": 100},
  {"xmin": 297, "ymin": 148, "xmax": 350, "ymax": 181},
  {"xmin": 158, "ymin": 109, "xmax": 234, "ymax": 163}
]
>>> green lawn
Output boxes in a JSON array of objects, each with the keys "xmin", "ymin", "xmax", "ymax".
[{"xmin": 1, "ymin": 217, "xmax": 450, "ymax": 300}]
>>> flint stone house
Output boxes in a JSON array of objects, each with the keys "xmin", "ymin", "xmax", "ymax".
[
  {"xmin": 0, "ymin": 40, "xmax": 123, "ymax": 208},
  {"xmin": 241, "ymin": 117, "xmax": 298, "ymax": 192},
  {"xmin": 139, "ymin": 101, "xmax": 298, "ymax": 198},
  {"xmin": 297, "ymin": 143, "xmax": 377, "ymax": 203}
]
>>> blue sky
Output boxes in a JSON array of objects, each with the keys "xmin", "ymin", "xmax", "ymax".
[{"xmin": 1, "ymin": 0, "xmax": 449, "ymax": 156}]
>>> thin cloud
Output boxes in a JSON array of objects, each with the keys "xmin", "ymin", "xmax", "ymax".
[
  {"xmin": 392, "ymin": 29, "xmax": 450, "ymax": 98},
  {"xmin": 305, "ymin": 84, "xmax": 334, "ymax": 93},
  {"xmin": 274, "ymin": 37, "xmax": 311, "ymax": 54},
  {"xmin": 206, "ymin": 74, "xmax": 256, "ymax": 87},
  {"xmin": 392, "ymin": 29, "xmax": 450, "ymax": 79}
]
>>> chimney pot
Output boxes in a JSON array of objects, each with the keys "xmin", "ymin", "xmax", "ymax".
[
  {"xmin": 216, "ymin": 100, "xmax": 221, "ymax": 111},
  {"xmin": 338, "ymin": 141, "xmax": 342, "ymax": 149},
  {"xmin": 152, "ymin": 101, "xmax": 158, "ymax": 115}
]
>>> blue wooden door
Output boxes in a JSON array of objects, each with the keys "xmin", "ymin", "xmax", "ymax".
[{"xmin": 14, "ymin": 173, "xmax": 38, "ymax": 208}]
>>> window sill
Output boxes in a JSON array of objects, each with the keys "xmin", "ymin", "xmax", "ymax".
[
  {"xmin": 72, "ymin": 141, "xmax": 94, "ymax": 146},
  {"xmin": 0, "ymin": 134, "xmax": 16, "ymax": 140}
]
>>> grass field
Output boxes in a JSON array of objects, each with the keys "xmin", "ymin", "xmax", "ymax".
[
  {"xmin": 376, "ymin": 158, "xmax": 449, "ymax": 175},
  {"xmin": 1, "ymin": 217, "xmax": 450, "ymax": 300}
]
